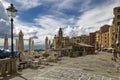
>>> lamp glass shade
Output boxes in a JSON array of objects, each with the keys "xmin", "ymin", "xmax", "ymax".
[{"xmin": 6, "ymin": 4, "xmax": 17, "ymax": 18}]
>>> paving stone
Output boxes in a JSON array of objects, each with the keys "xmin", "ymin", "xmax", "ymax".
[
  {"xmin": 39, "ymin": 67, "xmax": 117, "ymax": 80},
  {"xmin": 6, "ymin": 52, "xmax": 120, "ymax": 80}
]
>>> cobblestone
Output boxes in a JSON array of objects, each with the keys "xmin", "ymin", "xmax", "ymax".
[
  {"xmin": 38, "ymin": 67, "xmax": 119, "ymax": 80},
  {"xmin": 4, "ymin": 52, "xmax": 120, "ymax": 80}
]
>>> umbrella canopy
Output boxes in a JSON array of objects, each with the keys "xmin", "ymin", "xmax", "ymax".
[{"xmin": 4, "ymin": 34, "xmax": 8, "ymax": 50}]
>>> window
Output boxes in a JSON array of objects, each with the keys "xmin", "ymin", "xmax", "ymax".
[
  {"xmin": 112, "ymin": 37, "xmax": 114, "ymax": 40},
  {"xmin": 116, "ymin": 34, "xmax": 117, "ymax": 38},
  {"xmin": 118, "ymin": 26, "xmax": 120, "ymax": 32},
  {"xmin": 117, "ymin": 15, "xmax": 120, "ymax": 19},
  {"xmin": 117, "ymin": 8, "xmax": 120, "ymax": 12},
  {"xmin": 117, "ymin": 22, "xmax": 120, "ymax": 26}
]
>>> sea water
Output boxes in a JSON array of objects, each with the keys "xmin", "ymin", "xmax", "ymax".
[{"xmin": 0, "ymin": 44, "xmax": 45, "ymax": 51}]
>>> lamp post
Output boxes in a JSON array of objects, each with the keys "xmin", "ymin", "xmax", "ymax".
[{"xmin": 6, "ymin": 4, "xmax": 17, "ymax": 58}]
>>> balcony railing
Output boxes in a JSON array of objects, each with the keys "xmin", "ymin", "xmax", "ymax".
[{"xmin": 0, "ymin": 58, "xmax": 16, "ymax": 77}]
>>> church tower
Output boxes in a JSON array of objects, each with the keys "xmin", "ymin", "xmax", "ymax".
[
  {"xmin": 45, "ymin": 36, "xmax": 48, "ymax": 52},
  {"xmin": 58, "ymin": 27, "xmax": 63, "ymax": 39}
]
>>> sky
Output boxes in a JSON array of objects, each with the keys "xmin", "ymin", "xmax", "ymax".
[{"xmin": 0, "ymin": 0, "xmax": 120, "ymax": 46}]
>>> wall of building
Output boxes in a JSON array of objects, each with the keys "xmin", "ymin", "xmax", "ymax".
[
  {"xmin": 101, "ymin": 32, "xmax": 109, "ymax": 48},
  {"xmin": 89, "ymin": 32, "xmax": 96, "ymax": 47},
  {"xmin": 95, "ymin": 31, "xmax": 101, "ymax": 50},
  {"xmin": 108, "ymin": 26, "xmax": 115, "ymax": 48},
  {"xmin": 113, "ymin": 7, "xmax": 120, "ymax": 50}
]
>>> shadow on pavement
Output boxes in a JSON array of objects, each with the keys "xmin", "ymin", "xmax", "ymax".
[{"xmin": 2, "ymin": 72, "xmax": 28, "ymax": 80}]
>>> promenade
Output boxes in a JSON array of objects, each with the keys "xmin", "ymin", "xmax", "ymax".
[{"xmin": 2, "ymin": 51, "xmax": 120, "ymax": 80}]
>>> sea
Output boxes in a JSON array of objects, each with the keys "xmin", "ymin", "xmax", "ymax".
[{"xmin": 0, "ymin": 44, "xmax": 45, "ymax": 51}]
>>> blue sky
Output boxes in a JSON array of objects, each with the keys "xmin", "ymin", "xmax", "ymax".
[{"xmin": 0, "ymin": 0, "xmax": 120, "ymax": 45}]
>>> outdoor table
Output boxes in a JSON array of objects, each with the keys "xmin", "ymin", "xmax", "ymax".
[{"xmin": 31, "ymin": 60, "xmax": 39, "ymax": 67}]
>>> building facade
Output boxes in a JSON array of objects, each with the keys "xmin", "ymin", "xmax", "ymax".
[
  {"xmin": 71, "ymin": 35, "xmax": 89, "ymax": 44},
  {"xmin": 95, "ymin": 31, "xmax": 101, "ymax": 50},
  {"xmin": 53, "ymin": 28, "xmax": 71, "ymax": 50},
  {"xmin": 108, "ymin": 25, "xmax": 115, "ymax": 48},
  {"xmin": 89, "ymin": 32, "xmax": 96, "ymax": 47},
  {"xmin": 100, "ymin": 25, "xmax": 110, "ymax": 49},
  {"xmin": 113, "ymin": 6, "xmax": 120, "ymax": 50}
]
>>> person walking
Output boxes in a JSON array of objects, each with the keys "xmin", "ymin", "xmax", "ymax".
[{"xmin": 112, "ymin": 48, "xmax": 118, "ymax": 61}]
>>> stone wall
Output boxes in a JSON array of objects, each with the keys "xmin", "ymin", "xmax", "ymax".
[{"xmin": 0, "ymin": 58, "xmax": 16, "ymax": 77}]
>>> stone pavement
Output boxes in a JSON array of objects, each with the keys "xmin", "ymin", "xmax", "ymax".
[
  {"xmin": 29, "ymin": 67, "xmax": 119, "ymax": 80},
  {"xmin": 2, "ymin": 66, "xmax": 119, "ymax": 80},
  {"xmin": 2, "ymin": 52, "xmax": 120, "ymax": 80}
]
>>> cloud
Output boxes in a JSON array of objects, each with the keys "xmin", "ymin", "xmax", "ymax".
[
  {"xmin": 1, "ymin": 0, "xmax": 120, "ymax": 46},
  {"xmin": 57, "ymin": 0, "xmax": 77, "ymax": 10},
  {"xmin": 51, "ymin": 0, "xmax": 91, "ymax": 12},
  {"xmin": 0, "ymin": 1, "xmax": 10, "ymax": 38},
  {"xmin": 5, "ymin": 0, "xmax": 42, "ymax": 10},
  {"xmin": 14, "ymin": 20, "xmax": 38, "ymax": 39},
  {"xmin": 74, "ymin": 0, "xmax": 120, "ymax": 34},
  {"xmin": 0, "ymin": 0, "xmax": 9, "ymax": 9},
  {"xmin": 79, "ymin": 0, "xmax": 91, "ymax": 12},
  {"xmin": 34, "ymin": 15, "xmax": 76, "ymax": 34}
]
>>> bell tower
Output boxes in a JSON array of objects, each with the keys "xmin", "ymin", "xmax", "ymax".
[{"xmin": 58, "ymin": 27, "xmax": 63, "ymax": 39}]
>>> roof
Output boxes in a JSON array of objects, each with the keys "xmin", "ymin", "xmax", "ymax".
[
  {"xmin": 100, "ymin": 25, "xmax": 110, "ymax": 33},
  {"xmin": 75, "ymin": 43, "xmax": 94, "ymax": 48},
  {"xmin": 62, "ymin": 46, "xmax": 72, "ymax": 50}
]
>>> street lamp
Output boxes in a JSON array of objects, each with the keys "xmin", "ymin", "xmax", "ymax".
[{"xmin": 6, "ymin": 4, "xmax": 17, "ymax": 58}]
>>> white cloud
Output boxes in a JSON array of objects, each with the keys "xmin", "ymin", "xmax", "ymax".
[
  {"xmin": 10, "ymin": 0, "xmax": 120, "ymax": 44},
  {"xmin": 34, "ymin": 15, "xmax": 62, "ymax": 30},
  {"xmin": 57, "ymin": 0, "xmax": 76, "ymax": 10},
  {"xmin": 77, "ymin": 7, "xmax": 113, "ymax": 27},
  {"xmin": 0, "ymin": 0, "xmax": 9, "ymax": 9},
  {"xmin": 34, "ymin": 15, "xmax": 75, "ymax": 35},
  {"xmin": 0, "ymin": 0, "xmax": 120, "ymax": 47},
  {"xmin": 34, "ymin": 15, "xmax": 66, "ymax": 43},
  {"xmin": 0, "ymin": 1, "xmax": 10, "ymax": 37},
  {"xmin": 52, "ymin": 0, "xmax": 91, "ymax": 11},
  {"xmin": 13, "ymin": 15, "xmax": 60, "ymax": 45},
  {"xmin": 11, "ymin": 0, "xmax": 42, "ymax": 10},
  {"xmin": 75, "ymin": 0, "xmax": 120, "ymax": 34},
  {"xmin": 14, "ymin": 18, "xmax": 38, "ymax": 38}
]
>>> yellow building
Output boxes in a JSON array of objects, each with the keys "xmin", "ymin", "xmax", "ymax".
[
  {"xmin": 95, "ymin": 25, "xmax": 115, "ymax": 50},
  {"xmin": 101, "ymin": 31, "xmax": 109, "ymax": 48},
  {"xmin": 53, "ymin": 35, "xmax": 59, "ymax": 49},
  {"xmin": 108, "ymin": 25, "xmax": 115, "ymax": 48},
  {"xmin": 70, "ymin": 37, "xmax": 79, "ymax": 44},
  {"xmin": 71, "ymin": 35, "xmax": 89, "ymax": 44},
  {"xmin": 95, "ymin": 31, "xmax": 101, "ymax": 50},
  {"xmin": 53, "ymin": 28, "xmax": 71, "ymax": 50},
  {"xmin": 62, "ymin": 37, "xmax": 70, "ymax": 47},
  {"xmin": 100, "ymin": 25, "xmax": 110, "ymax": 49},
  {"xmin": 79, "ymin": 35, "xmax": 89, "ymax": 44}
]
